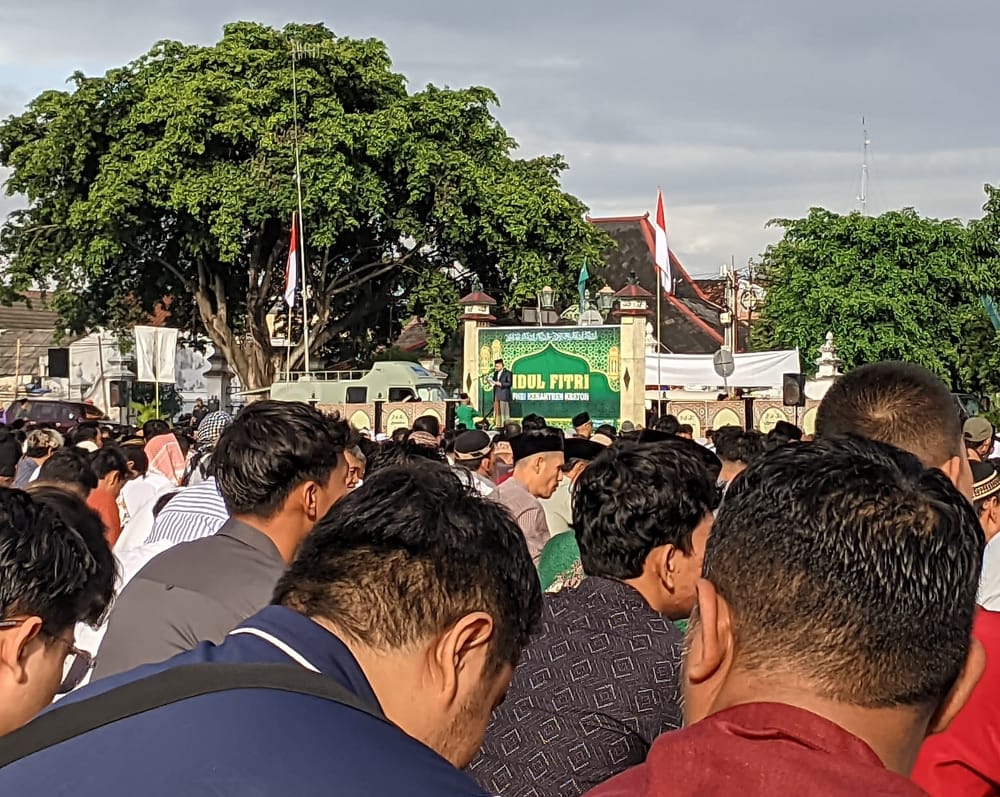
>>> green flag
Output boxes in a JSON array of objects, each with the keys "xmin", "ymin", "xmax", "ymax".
[{"xmin": 578, "ymin": 259, "xmax": 589, "ymax": 317}]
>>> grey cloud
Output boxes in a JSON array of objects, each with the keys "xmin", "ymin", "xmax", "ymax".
[{"xmin": 1, "ymin": 0, "xmax": 999, "ymax": 274}]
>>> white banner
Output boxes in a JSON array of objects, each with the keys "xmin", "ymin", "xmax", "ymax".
[
  {"xmin": 134, "ymin": 326, "xmax": 180, "ymax": 383},
  {"xmin": 646, "ymin": 349, "xmax": 801, "ymax": 389}
]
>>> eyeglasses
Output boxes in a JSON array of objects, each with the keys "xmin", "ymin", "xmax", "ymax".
[{"xmin": 0, "ymin": 619, "xmax": 95, "ymax": 694}]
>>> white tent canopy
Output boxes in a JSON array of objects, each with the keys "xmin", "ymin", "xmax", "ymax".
[{"xmin": 646, "ymin": 350, "xmax": 801, "ymax": 389}]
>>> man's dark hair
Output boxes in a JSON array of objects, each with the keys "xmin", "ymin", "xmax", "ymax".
[
  {"xmin": 274, "ymin": 465, "xmax": 543, "ymax": 675},
  {"xmin": 595, "ymin": 424, "xmax": 617, "ymax": 439},
  {"xmin": 677, "ymin": 423, "xmax": 694, "ymax": 436},
  {"xmin": 765, "ymin": 421, "xmax": 804, "ymax": 453},
  {"xmin": 212, "ymin": 401, "xmax": 353, "ymax": 518},
  {"xmin": 654, "ymin": 414, "xmax": 680, "ymax": 435},
  {"xmin": 502, "ymin": 421, "xmax": 522, "ymax": 439},
  {"xmin": 38, "ymin": 448, "xmax": 99, "ymax": 492},
  {"xmin": 815, "ymin": 361, "xmax": 962, "ymax": 467},
  {"xmin": 704, "ymin": 436, "xmax": 983, "ymax": 709},
  {"xmin": 125, "ymin": 447, "xmax": 148, "ymax": 477},
  {"xmin": 366, "ymin": 441, "xmax": 447, "ymax": 476},
  {"xmin": 0, "ymin": 487, "xmax": 115, "ymax": 632},
  {"xmin": 459, "ymin": 392, "xmax": 470, "ymax": 401},
  {"xmin": 520, "ymin": 414, "xmax": 547, "ymax": 432},
  {"xmin": 90, "ymin": 446, "xmax": 130, "ymax": 482},
  {"xmin": 714, "ymin": 426, "xmax": 764, "ymax": 465},
  {"xmin": 412, "ymin": 415, "xmax": 441, "ymax": 438},
  {"xmin": 69, "ymin": 423, "xmax": 101, "ymax": 447},
  {"xmin": 390, "ymin": 427, "xmax": 410, "ymax": 445},
  {"xmin": 573, "ymin": 439, "xmax": 721, "ymax": 579},
  {"xmin": 173, "ymin": 431, "xmax": 193, "ymax": 457},
  {"xmin": 141, "ymin": 419, "xmax": 171, "ymax": 441}
]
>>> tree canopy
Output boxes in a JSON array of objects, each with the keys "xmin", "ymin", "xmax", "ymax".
[
  {"xmin": 751, "ymin": 197, "xmax": 1000, "ymax": 395},
  {"xmin": 0, "ymin": 21, "xmax": 610, "ymax": 389}
]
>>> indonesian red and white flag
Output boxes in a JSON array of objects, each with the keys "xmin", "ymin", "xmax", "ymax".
[
  {"xmin": 654, "ymin": 189, "xmax": 673, "ymax": 294},
  {"xmin": 284, "ymin": 214, "xmax": 299, "ymax": 308}
]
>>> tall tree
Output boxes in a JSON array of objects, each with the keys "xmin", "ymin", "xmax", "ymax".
[
  {"xmin": 0, "ymin": 22, "xmax": 610, "ymax": 389},
  {"xmin": 751, "ymin": 203, "xmax": 1000, "ymax": 393}
]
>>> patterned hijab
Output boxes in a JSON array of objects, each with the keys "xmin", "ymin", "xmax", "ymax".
[
  {"xmin": 145, "ymin": 433, "xmax": 187, "ymax": 486},
  {"xmin": 196, "ymin": 411, "xmax": 233, "ymax": 449}
]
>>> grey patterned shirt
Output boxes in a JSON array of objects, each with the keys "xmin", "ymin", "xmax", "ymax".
[{"xmin": 469, "ymin": 577, "xmax": 683, "ymax": 797}]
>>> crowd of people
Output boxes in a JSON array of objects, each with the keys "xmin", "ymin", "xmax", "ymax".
[{"xmin": 0, "ymin": 362, "xmax": 998, "ymax": 795}]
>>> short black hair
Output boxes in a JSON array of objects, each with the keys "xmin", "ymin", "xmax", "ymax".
[
  {"xmin": 816, "ymin": 361, "xmax": 962, "ymax": 467},
  {"xmin": 141, "ymin": 419, "xmax": 171, "ymax": 441},
  {"xmin": 654, "ymin": 414, "xmax": 680, "ymax": 435},
  {"xmin": 366, "ymin": 441, "xmax": 447, "ymax": 476},
  {"xmin": 274, "ymin": 465, "xmax": 543, "ymax": 675},
  {"xmin": 573, "ymin": 439, "xmax": 720, "ymax": 579},
  {"xmin": 1, "ymin": 487, "xmax": 115, "ymax": 632},
  {"xmin": 595, "ymin": 424, "xmax": 617, "ymax": 439},
  {"xmin": 677, "ymin": 424, "xmax": 694, "ymax": 436},
  {"xmin": 704, "ymin": 436, "xmax": 983, "ymax": 709},
  {"xmin": 714, "ymin": 426, "xmax": 764, "ymax": 465},
  {"xmin": 502, "ymin": 421, "xmax": 522, "ymax": 439},
  {"xmin": 520, "ymin": 414, "xmax": 547, "ymax": 432},
  {"xmin": 125, "ymin": 447, "xmax": 148, "ymax": 477},
  {"xmin": 38, "ymin": 448, "xmax": 99, "ymax": 492},
  {"xmin": 90, "ymin": 446, "xmax": 130, "ymax": 481},
  {"xmin": 390, "ymin": 428, "xmax": 410, "ymax": 445},
  {"xmin": 212, "ymin": 401, "xmax": 352, "ymax": 518},
  {"xmin": 412, "ymin": 415, "xmax": 441, "ymax": 438},
  {"xmin": 70, "ymin": 423, "xmax": 101, "ymax": 445}
]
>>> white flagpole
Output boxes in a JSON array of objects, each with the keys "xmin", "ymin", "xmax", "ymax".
[
  {"xmin": 291, "ymin": 42, "xmax": 312, "ymax": 374},
  {"xmin": 657, "ymin": 265, "xmax": 662, "ymax": 417}
]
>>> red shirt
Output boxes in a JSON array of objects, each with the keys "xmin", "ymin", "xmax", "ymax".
[
  {"xmin": 87, "ymin": 488, "xmax": 122, "ymax": 547},
  {"xmin": 912, "ymin": 608, "xmax": 1000, "ymax": 796},
  {"xmin": 585, "ymin": 702, "xmax": 927, "ymax": 797}
]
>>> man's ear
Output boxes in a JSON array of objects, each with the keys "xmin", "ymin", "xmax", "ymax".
[
  {"xmin": 0, "ymin": 616, "xmax": 44, "ymax": 683},
  {"xmin": 685, "ymin": 579, "xmax": 731, "ymax": 686},
  {"xmin": 927, "ymin": 637, "xmax": 986, "ymax": 735},
  {"xmin": 425, "ymin": 612, "xmax": 495, "ymax": 706}
]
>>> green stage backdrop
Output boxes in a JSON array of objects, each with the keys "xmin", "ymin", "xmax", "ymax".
[{"xmin": 477, "ymin": 327, "xmax": 622, "ymax": 427}]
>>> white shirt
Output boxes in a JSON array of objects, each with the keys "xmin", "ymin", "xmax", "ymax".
[
  {"xmin": 121, "ymin": 473, "xmax": 171, "ymax": 519},
  {"xmin": 979, "ymin": 535, "xmax": 1000, "ymax": 610},
  {"xmin": 540, "ymin": 478, "xmax": 574, "ymax": 536}
]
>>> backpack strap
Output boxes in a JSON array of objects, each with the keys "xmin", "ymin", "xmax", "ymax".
[{"xmin": 0, "ymin": 663, "xmax": 386, "ymax": 768}]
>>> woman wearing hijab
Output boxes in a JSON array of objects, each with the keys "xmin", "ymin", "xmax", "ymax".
[
  {"xmin": 144, "ymin": 431, "xmax": 187, "ymax": 487},
  {"xmin": 184, "ymin": 411, "xmax": 233, "ymax": 486}
]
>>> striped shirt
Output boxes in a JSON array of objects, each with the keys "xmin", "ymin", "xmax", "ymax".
[{"xmin": 145, "ymin": 478, "xmax": 229, "ymax": 546}]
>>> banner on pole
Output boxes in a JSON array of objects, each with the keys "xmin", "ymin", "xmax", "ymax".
[{"xmin": 134, "ymin": 326, "xmax": 179, "ymax": 383}]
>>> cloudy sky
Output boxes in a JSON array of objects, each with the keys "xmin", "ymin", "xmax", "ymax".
[{"xmin": 1, "ymin": 0, "xmax": 998, "ymax": 277}]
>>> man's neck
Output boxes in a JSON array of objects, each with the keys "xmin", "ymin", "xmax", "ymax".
[
  {"xmin": 231, "ymin": 512, "xmax": 302, "ymax": 564},
  {"xmin": 512, "ymin": 471, "xmax": 538, "ymax": 497},
  {"xmin": 710, "ymin": 677, "xmax": 930, "ymax": 776}
]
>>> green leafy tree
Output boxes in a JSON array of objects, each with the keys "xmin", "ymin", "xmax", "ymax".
[
  {"xmin": 751, "ymin": 204, "xmax": 1000, "ymax": 393},
  {"xmin": 130, "ymin": 382, "xmax": 184, "ymax": 422},
  {"xmin": 0, "ymin": 22, "xmax": 610, "ymax": 389}
]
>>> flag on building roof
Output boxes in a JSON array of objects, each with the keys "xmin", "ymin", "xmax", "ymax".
[{"xmin": 654, "ymin": 189, "xmax": 672, "ymax": 294}]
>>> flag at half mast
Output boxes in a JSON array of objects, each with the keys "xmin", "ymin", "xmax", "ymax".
[
  {"xmin": 654, "ymin": 189, "xmax": 672, "ymax": 294},
  {"xmin": 284, "ymin": 213, "xmax": 299, "ymax": 307}
]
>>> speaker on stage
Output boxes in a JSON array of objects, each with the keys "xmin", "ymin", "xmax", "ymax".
[
  {"xmin": 782, "ymin": 373, "xmax": 807, "ymax": 407},
  {"xmin": 47, "ymin": 348, "xmax": 70, "ymax": 379}
]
